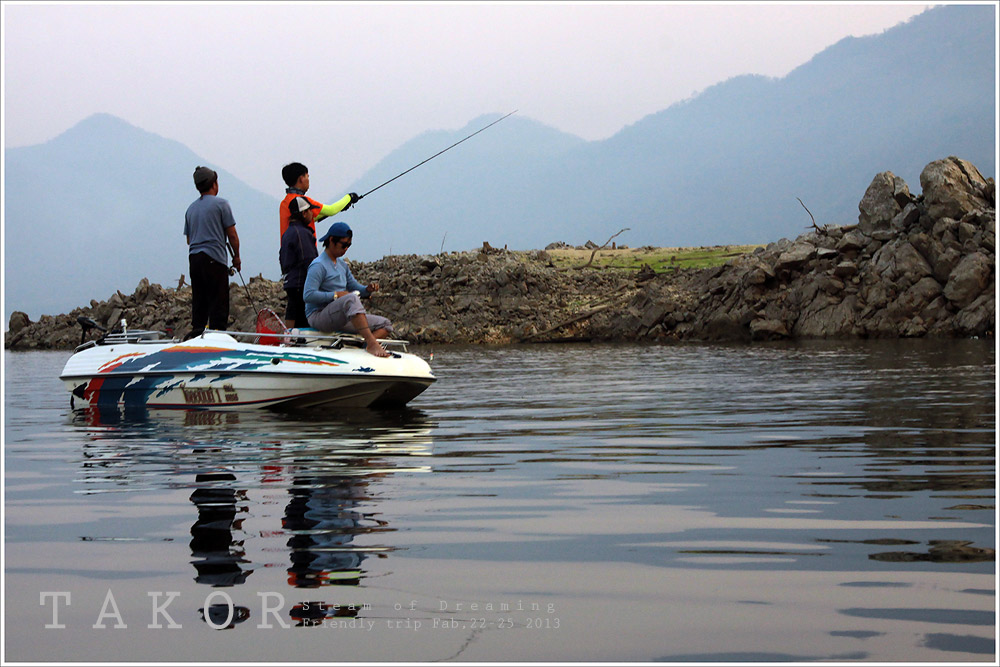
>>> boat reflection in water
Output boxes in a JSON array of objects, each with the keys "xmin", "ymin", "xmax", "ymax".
[{"xmin": 72, "ymin": 405, "xmax": 434, "ymax": 629}]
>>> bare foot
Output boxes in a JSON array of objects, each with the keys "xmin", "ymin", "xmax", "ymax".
[{"xmin": 366, "ymin": 341, "xmax": 390, "ymax": 358}]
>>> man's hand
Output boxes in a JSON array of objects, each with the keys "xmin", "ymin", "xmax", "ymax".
[
  {"xmin": 366, "ymin": 281, "xmax": 380, "ymax": 294},
  {"xmin": 232, "ymin": 256, "xmax": 241, "ymax": 272}
]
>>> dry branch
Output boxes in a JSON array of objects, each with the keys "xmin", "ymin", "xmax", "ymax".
[
  {"xmin": 796, "ymin": 198, "xmax": 827, "ymax": 235},
  {"xmin": 520, "ymin": 296, "xmax": 620, "ymax": 342},
  {"xmin": 556, "ymin": 228, "xmax": 631, "ymax": 271}
]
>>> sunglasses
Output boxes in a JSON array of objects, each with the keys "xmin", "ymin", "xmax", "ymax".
[{"xmin": 338, "ymin": 240, "xmax": 352, "ymax": 248}]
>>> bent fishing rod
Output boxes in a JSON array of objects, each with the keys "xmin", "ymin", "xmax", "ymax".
[
  {"xmin": 226, "ymin": 241, "xmax": 260, "ymax": 313},
  {"xmin": 223, "ymin": 111, "xmax": 516, "ymax": 314},
  {"xmin": 357, "ymin": 110, "xmax": 517, "ymax": 200}
]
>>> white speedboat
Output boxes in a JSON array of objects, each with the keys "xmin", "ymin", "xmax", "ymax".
[{"xmin": 60, "ymin": 321, "xmax": 435, "ymax": 411}]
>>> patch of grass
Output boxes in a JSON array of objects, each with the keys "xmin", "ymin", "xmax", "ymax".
[{"xmin": 545, "ymin": 245, "xmax": 763, "ymax": 273}]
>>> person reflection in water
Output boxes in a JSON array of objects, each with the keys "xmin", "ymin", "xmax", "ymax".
[
  {"xmin": 189, "ymin": 472, "xmax": 254, "ymax": 587},
  {"xmin": 283, "ymin": 471, "xmax": 386, "ymax": 589}
]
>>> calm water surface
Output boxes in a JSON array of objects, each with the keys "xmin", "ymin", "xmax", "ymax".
[{"xmin": 3, "ymin": 340, "xmax": 996, "ymax": 662}]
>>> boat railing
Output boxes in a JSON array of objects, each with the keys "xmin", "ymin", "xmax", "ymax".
[
  {"xmin": 201, "ymin": 329, "xmax": 412, "ymax": 350},
  {"xmin": 73, "ymin": 326, "xmax": 412, "ymax": 352},
  {"xmin": 104, "ymin": 330, "xmax": 176, "ymax": 343},
  {"xmin": 75, "ymin": 329, "xmax": 178, "ymax": 351}
]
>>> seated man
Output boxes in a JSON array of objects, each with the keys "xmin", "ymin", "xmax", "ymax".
[{"xmin": 303, "ymin": 221, "xmax": 392, "ymax": 358}]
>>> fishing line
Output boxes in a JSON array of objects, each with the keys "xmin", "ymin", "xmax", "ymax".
[
  {"xmin": 235, "ymin": 113, "xmax": 517, "ymax": 317},
  {"xmin": 358, "ymin": 110, "xmax": 517, "ymax": 200}
]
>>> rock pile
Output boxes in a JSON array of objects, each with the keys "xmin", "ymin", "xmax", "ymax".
[
  {"xmin": 5, "ymin": 157, "xmax": 993, "ymax": 350},
  {"xmin": 4, "ymin": 247, "xmax": 634, "ymax": 349},
  {"xmin": 590, "ymin": 157, "xmax": 994, "ymax": 341}
]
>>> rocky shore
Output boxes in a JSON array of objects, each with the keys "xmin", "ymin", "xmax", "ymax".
[{"xmin": 5, "ymin": 157, "xmax": 994, "ymax": 350}]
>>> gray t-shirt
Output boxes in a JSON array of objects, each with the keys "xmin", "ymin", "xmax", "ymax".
[{"xmin": 183, "ymin": 194, "xmax": 236, "ymax": 265}]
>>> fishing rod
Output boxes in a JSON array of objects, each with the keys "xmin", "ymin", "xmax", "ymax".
[
  {"xmin": 227, "ymin": 241, "xmax": 260, "ymax": 313},
  {"xmin": 358, "ymin": 110, "xmax": 517, "ymax": 200}
]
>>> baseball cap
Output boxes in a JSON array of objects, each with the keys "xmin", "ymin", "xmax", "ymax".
[
  {"xmin": 318, "ymin": 221, "xmax": 353, "ymax": 244},
  {"xmin": 289, "ymin": 196, "xmax": 319, "ymax": 217}
]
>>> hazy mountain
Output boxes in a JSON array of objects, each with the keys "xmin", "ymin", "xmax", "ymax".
[
  {"xmin": 4, "ymin": 4, "xmax": 995, "ymax": 322},
  {"xmin": 338, "ymin": 115, "xmax": 588, "ymax": 259},
  {"xmin": 4, "ymin": 114, "xmax": 280, "ymax": 320},
  {"xmin": 340, "ymin": 4, "xmax": 994, "ymax": 256}
]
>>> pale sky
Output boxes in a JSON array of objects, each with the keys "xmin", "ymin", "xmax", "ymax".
[{"xmin": 3, "ymin": 1, "xmax": 932, "ymax": 194}]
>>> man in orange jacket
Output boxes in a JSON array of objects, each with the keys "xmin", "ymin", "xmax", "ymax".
[{"xmin": 279, "ymin": 162, "xmax": 359, "ymax": 240}]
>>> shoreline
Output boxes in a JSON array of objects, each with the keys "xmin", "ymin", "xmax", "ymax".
[{"xmin": 5, "ymin": 157, "xmax": 994, "ymax": 350}]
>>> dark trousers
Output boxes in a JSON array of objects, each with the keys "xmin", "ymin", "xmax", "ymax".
[
  {"xmin": 283, "ymin": 286, "xmax": 307, "ymax": 328},
  {"xmin": 189, "ymin": 252, "xmax": 230, "ymax": 334}
]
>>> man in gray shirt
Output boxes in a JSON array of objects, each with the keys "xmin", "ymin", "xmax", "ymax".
[{"xmin": 184, "ymin": 166, "xmax": 241, "ymax": 337}]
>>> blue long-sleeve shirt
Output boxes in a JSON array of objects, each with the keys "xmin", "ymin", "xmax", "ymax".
[{"xmin": 303, "ymin": 252, "xmax": 369, "ymax": 318}]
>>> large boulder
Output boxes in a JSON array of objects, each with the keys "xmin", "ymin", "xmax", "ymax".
[
  {"xmin": 859, "ymin": 171, "xmax": 913, "ymax": 234},
  {"xmin": 836, "ymin": 230, "xmax": 868, "ymax": 254},
  {"xmin": 920, "ymin": 157, "xmax": 993, "ymax": 221},
  {"xmin": 774, "ymin": 242, "xmax": 816, "ymax": 272},
  {"xmin": 794, "ymin": 296, "xmax": 862, "ymax": 338},
  {"xmin": 749, "ymin": 318, "xmax": 789, "ymax": 340},
  {"xmin": 890, "ymin": 276, "xmax": 944, "ymax": 320},
  {"xmin": 952, "ymin": 291, "xmax": 995, "ymax": 337},
  {"xmin": 872, "ymin": 240, "xmax": 933, "ymax": 284},
  {"xmin": 7, "ymin": 311, "xmax": 31, "ymax": 337},
  {"xmin": 943, "ymin": 251, "xmax": 993, "ymax": 308}
]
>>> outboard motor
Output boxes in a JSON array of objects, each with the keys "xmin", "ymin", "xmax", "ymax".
[{"xmin": 76, "ymin": 316, "xmax": 107, "ymax": 345}]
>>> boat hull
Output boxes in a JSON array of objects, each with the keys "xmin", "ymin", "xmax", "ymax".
[{"xmin": 60, "ymin": 332, "xmax": 436, "ymax": 411}]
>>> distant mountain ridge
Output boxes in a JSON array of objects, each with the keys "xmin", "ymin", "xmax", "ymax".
[
  {"xmin": 4, "ymin": 4, "xmax": 995, "ymax": 321},
  {"xmin": 4, "ymin": 115, "xmax": 280, "ymax": 320},
  {"xmin": 342, "ymin": 4, "xmax": 994, "ymax": 259}
]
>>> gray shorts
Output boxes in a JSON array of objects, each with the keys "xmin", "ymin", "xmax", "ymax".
[{"xmin": 307, "ymin": 292, "xmax": 393, "ymax": 334}]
